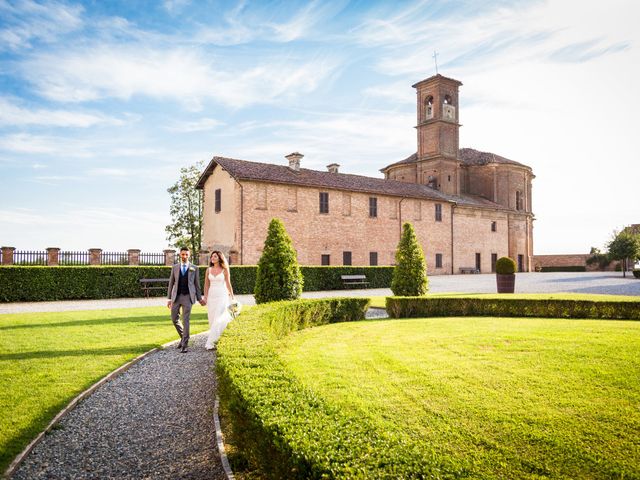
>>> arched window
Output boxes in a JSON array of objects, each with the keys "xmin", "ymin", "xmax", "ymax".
[
  {"xmin": 425, "ymin": 96, "xmax": 434, "ymax": 119},
  {"xmin": 428, "ymin": 175, "xmax": 438, "ymax": 190},
  {"xmin": 442, "ymin": 95, "xmax": 455, "ymax": 120}
]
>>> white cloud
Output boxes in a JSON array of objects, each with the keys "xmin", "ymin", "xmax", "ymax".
[
  {"xmin": 165, "ymin": 117, "xmax": 223, "ymax": 132},
  {"xmin": 31, "ymin": 174, "xmax": 83, "ymax": 185},
  {"xmin": 0, "ymin": 97, "xmax": 124, "ymax": 127},
  {"xmin": 353, "ymin": 0, "xmax": 637, "ymax": 78},
  {"xmin": 0, "ymin": 133, "xmax": 93, "ymax": 156},
  {"xmin": 0, "ymin": 0, "xmax": 84, "ymax": 51},
  {"xmin": 267, "ymin": 1, "xmax": 345, "ymax": 42},
  {"xmin": 87, "ymin": 168, "xmax": 129, "ymax": 177},
  {"xmin": 230, "ymin": 110, "xmax": 415, "ymax": 175},
  {"xmin": 0, "ymin": 206, "xmax": 170, "ymax": 251},
  {"xmin": 21, "ymin": 44, "xmax": 339, "ymax": 109},
  {"xmin": 163, "ymin": 0, "xmax": 191, "ymax": 14}
]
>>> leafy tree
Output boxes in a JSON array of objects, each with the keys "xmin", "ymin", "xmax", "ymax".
[
  {"xmin": 391, "ymin": 222, "xmax": 428, "ymax": 296},
  {"xmin": 165, "ymin": 161, "xmax": 204, "ymax": 257},
  {"xmin": 586, "ymin": 246, "xmax": 611, "ymax": 270},
  {"xmin": 607, "ymin": 229, "xmax": 640, "ymax": 277},
  {"xmin": 254, "ymin": 218, "xmax": 303, "ymax": 304}
]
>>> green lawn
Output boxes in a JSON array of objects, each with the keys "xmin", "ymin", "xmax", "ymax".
[
  {"xmin": 0, "ymin": 306, "xmax": 209, "ymax": 473},
  {"xmin": 368, "ymin": 292, "xmax": 640, "ymax": 309},
  {"xmin": 278, "ymin": 316, "xmax": 640, "ymax": 478}
]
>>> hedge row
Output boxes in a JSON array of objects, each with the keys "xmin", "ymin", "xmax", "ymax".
[
  {"xmin": 540, "ymin": 266, "xmax": 586, "ymax": 272},
  {"xmin": 217, "ymin": 297, "xmax": 456, "ymax": 478},
  {"xmin": 634, "ymin": 269, "xmax": 640, "ymax": 279},
  {"xmin": 0, "ymin": 266, "xmax": 393, "ymax": 302},
  {"xmin": 385, "ymin": 296, "xmax": 640, "ymax": 320}
]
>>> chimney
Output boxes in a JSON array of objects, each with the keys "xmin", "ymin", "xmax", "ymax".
[
  {"xmin": 285, "ymin": 152, "xmax": 303, "ymax": 171},
  {"xmin": 327, "ymin": 163, "xmax": 340, "ymax": 173}
]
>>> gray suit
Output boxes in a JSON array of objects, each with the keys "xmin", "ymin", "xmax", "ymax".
[{"xmin": 167, "ymin": 262, "xmax": 202, "ymax": 347}]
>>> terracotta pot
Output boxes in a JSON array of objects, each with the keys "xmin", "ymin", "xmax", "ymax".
[{"xmin": 496, "ymin": 274, "xmax": 515, "ymax": 293}]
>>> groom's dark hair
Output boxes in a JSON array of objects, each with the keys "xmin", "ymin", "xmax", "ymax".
[{"xmin": 180, "ymin": 246, "xmax": 189, "ymax": 252}]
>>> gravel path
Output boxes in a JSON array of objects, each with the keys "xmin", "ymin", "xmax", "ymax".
[{"xmin": 12, "ymin": 333, "xmax": 226, "ymax": 480}]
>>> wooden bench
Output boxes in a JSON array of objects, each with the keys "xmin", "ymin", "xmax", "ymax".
[
  {"xmin": 341, "ymin": 274, "xmax": 369, "ymax": 288},
  {"xmin": 459, "ymin": 267, "xmax": 480, "ymax": 274},
  {"xmin": 140, "ymin": 278, "xmax": 170, "ymax": 298}
]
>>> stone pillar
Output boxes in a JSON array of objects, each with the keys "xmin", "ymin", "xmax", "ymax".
[
  {"xmin": 164, "ymin": 249, "xmax": 176, "ymax": 266},
  {"xmin": 1, "ymin": 246, "xmax": 15, "ymax": 265},
  {"xmin": 47, "ymin": 248, "xmax": 60, "ymax": 266},
  {"xmin": 128, "ymin": 249, "xmax": 141, "ymax": 266},
  {"xmin": 89, "ymin": 248, "xmax": 102, "ymax": 266},
  {"xmin": 198, "ymin": 250, "xmax": 210, "ymax": 266}
]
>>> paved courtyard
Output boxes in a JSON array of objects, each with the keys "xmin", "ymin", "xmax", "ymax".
[{"xmin": 0, "ymin": 272, "xmax": 638, "ymax": 315}]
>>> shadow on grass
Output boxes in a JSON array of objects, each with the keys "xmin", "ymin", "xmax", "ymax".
[
  {"xmin": 0, "ymin": 345, "xmax": 158, "ymax": 361},
  {"xmin": 0, "ymin": 313, "xmax": 207, "ymax": 331}
]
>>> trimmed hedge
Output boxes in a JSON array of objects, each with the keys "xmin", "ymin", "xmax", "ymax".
[
  {"xmin": 0, "ymin": 266, "xmax": 393, "ymax": 302},
  {"xmin": 540, "ymin": 266, "xmax": 586, "ymax": 272},
  {"xmin": 385, "ymin": 296, "xmax": 640, "ymax": 320},
  {"xmin": 217, "ymin": 297, "xmax": 460, "ymax": 478},
  {"xmin": 633, "ymin": 269, "xmax": 640, "ymax": 279},
  {"xmin": 300, "ymin": 266, "xmax": 392, "ymax": 291}
]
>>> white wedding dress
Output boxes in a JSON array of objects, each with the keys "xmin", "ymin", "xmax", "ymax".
[{"xmin": 205, "ymin": 270, "xmax": 232, "ymax": 349}]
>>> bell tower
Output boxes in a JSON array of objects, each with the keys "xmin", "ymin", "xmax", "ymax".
[{"xmin": 413, "ymin": 74, "xmax": 462, "ymax": 194}]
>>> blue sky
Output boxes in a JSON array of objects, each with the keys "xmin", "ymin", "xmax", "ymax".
[{"xmin": 1, "ymin": 0, "xmax": 638, "ymax": 254}]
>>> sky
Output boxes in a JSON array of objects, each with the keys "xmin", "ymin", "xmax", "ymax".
[{"xmin": 0, "ymin": 0, "xmax": 638, "ymax": 255}]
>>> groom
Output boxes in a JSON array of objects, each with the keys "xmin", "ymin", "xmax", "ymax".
[{"xmin": 167, "ymin": 246, "xmax": 204, "ymax": 353}]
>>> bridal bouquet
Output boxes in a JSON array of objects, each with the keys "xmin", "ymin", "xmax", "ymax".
[{"xmin": 227, "ymin": 300, "xmax": 242, "ymax": 319}]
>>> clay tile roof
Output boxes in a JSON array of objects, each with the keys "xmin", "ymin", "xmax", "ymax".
[
  {"xmin": 197, "ymin": 156, "xmax": 458, "ymax": 202},
  {"xmin": 459, "ymin": 148, "xmax": 527, "ymax": 167},
  {"xmin": 380, "ymin": 148, "xmax": 531, "ymax": 172},
  {"xmin": 197, "ymin": 155, "xmax": 511, "ymax": 210}
]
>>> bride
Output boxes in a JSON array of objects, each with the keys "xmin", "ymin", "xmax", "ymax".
[{"xmin": 203, "ymin": 250, "xmax": 235, "ymax": 350}]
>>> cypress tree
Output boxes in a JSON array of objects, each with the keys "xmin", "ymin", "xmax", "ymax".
[
  {"xmin": 391, "ymin": 222, "xmax": 428, "ymax": 296},
  {"xmin": 254, "ymin": 218, "xmax": 303, "ymax": 304}
]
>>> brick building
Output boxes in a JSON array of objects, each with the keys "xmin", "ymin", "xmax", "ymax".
[{"xmin": 196, "ymin": 74, "xmax": 535, "ymax": 274}]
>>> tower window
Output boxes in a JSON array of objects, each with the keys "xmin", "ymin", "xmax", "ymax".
[
  {"xmin": 491, "ymin": 221, "xmax": 497, "ymax": 232},
  {"xmin": 444, "ymin": 95, "xmax": 452, "ymax": 104},
  {"xmin": 428, "ymin": 175, "xmax": 438, "ymax": 189},
  {"xmin": 425, "ymin": 96, "xmax": 434, "ymax": 120}
]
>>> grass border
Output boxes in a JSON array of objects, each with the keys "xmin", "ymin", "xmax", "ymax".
[{"xmin": 3, "ymin": 337, "xmax": 178, "ymax": 479}]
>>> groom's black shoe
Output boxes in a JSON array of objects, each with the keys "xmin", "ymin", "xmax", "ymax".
[
  {"xmin": 176, "ymin": 339, "xmax": 183, "ymax": 349},
  {"xmin": 181, "ymin": 344, "xmax": 188, "ymax": 353}
]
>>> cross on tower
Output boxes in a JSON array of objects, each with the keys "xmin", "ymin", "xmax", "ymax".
[{"xmin": 432, "ymin": 50, "xmax": 439, "ymax": 74}]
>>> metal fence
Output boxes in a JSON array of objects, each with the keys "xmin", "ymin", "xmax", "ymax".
[
  {"xmin": 101, "ymin": 251, "xmax": 129, "ymax": 265},
  {"xmin": 13, "ymin": 250, "xmax": 48, "ymax": 265},
  {"xmin": 3, "ymin": 249, "xmax": 172, "ymax": 266},
  {"xmin": 140, "ymin": 252, "xmax": 165, "ymax": 265},
  {"xmin": 59, "ymin": 251, "xmax": 90, "ymax": 265}
]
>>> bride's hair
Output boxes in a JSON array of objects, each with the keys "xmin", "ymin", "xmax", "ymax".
[{"xmin": 209, "ymin": 250, "xmax": 227, "ymax": 269}]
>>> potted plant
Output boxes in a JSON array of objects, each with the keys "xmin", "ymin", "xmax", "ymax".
[{"xmin": 496, "ymin": 256, "xmax": 517, "ymax": 293}]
